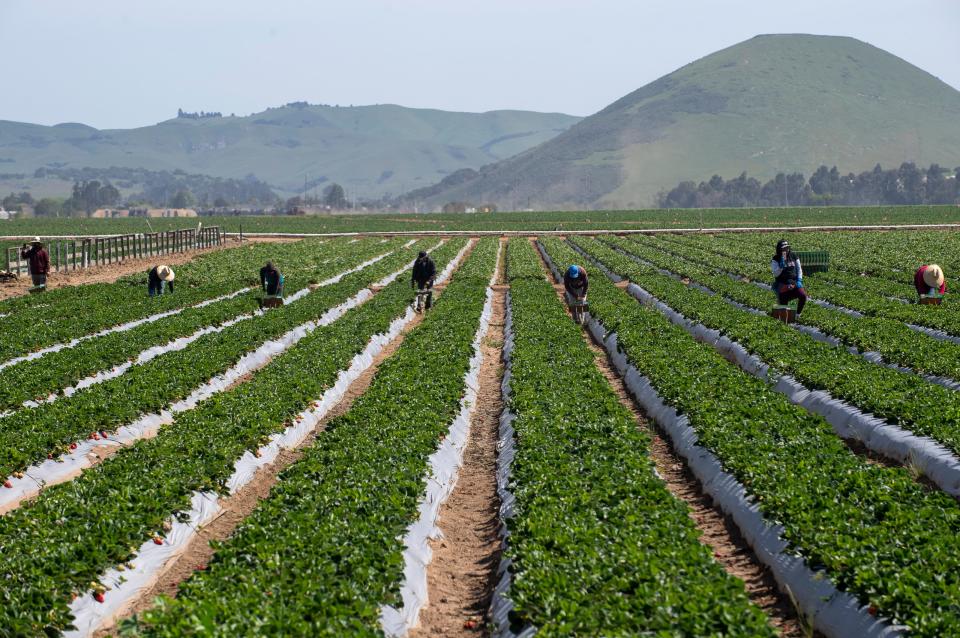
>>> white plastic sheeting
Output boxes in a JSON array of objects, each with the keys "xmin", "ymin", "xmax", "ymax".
[
  {"xmin": 541, "ymin": 240, "xmax": 905, "ymax": 637},
  {"xmin": 65, "ymin": 241, "xmax": 464, "ymax": 637},
  {"xmin": 380, "ymin": 241, "xmax": 499, "ymax": 637},
  {"xmin": 908, "ymin": 323, "xmax": 960, "ymax": 345},
  {"xmin": 0, "ymin": 251, "xmax": 414, "ymax": 516},
  {"xmin": 584, "ymin": 317, "xmax": 904, "ymax": 638},
  {"xmin": 618, "ymin": 278, "xmax": 960, "ymax": 498},
  {"xmin": 0, "ymin": 287, "xmax": 253, "ymax": 372},
  {"xmin": 489, "ymin": 292, "xmax": 537, "ymax": 638}
]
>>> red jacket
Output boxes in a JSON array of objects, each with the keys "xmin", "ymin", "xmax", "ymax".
[
  {"xmin": 21, "ymin": 246, "xmax": 50, "ymax": 275},
  {"xmin": 914, "ymin": 266, "xmax": 946, "ymax": 296}
]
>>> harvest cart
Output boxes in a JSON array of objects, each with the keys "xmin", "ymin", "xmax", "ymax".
[
  {"xmin": 260, "ymin": 275, "xmax": 285, "ymax": 309},
  {"xmin": 794, "ymin": 250, "xmax": 829, "ymax": 274},
  {"xmin": 770, "ymin": 304, "xmax": 796, "ymax": 323},
  {"xmin": 414, "ymin": 288, "xmax": 432, "ymax": 313},
  {"xmin": 919, "ymin": 293, "xmax": 943, "ymax": 306},
  {"xmin": 568, "ymin": 295, "xmax": 588, "ymax": 325}
]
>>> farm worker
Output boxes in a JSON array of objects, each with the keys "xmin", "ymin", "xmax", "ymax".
[
  {"xmin": 913, "ymin": 264, "xmax": 946, "ymax": 297},
  {"xmin": 20, "ymin": 237, "xmax": 50, "ymax": 287},
  {"xmin": 564, "ymin": 264, "xmax": 589, "ymax": 304},
  {"xmin": 260, "ymin": 261, "xmax": 284, "ymax": 296},
  {"xmin": 411, "ymin": 250, "xmax": 436, "ymax": 309},
  {"xmin": 148, "ymin": 265, "xmax": 175, "ymax": 297},
  {"xmin": 770, "ymin": 239, "xmax": 807, "ymax": 316}
]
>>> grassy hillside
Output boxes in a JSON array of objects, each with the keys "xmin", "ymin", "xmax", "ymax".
[
  {"xmin": 0, "ymin": 104, "xmax": 579, "ymax": 198},
  {"xmin": 421, "ymin": 34, "xmax": 960, "ymax": 209}
]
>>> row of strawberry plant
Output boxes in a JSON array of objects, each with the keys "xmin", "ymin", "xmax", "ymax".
[
  {"xmin": 540, "ymin": 236, "xmax": 960, "ymax": 637},
  {"xmin": 574, "ymin": 236, "xmax": 960, "ymax": 458},
  {"xmin": 0, "ymin": 240, "xmax": 444, "ymax": 481},
  {"xmin": 660, "ymin": 233, "xmax": 960, "ymax": 332},
  {"xmin": 118, "ymin": 239, "xmax": 500, "ymax": 636},
  {"xmin": 0, "ymin": 237, "xmax": 357, "ymax": 362},
  {"xmin": 0, "ymin": 238, "xmax": 404, "ymax": 413},
  {"xmin": 610, "ymin": 235, "xmax": 960, "ymax": 383},
  {"xmin": 656, "ymin": 232, "xmax": 920, "ymax": 301},
  {"xmin": 492, "ymin": 238, "xmax": 774, "ymax": 636},
  {"xmin": 0, "ymin": 239, "xmax": 471, "ymax": 636}
]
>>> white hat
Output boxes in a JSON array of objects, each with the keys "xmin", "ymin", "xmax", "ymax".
[
  {"xmin": 923, "ymin": 264, "xmax": 944, "ymax": 288},
  {"xmin": 31, "ymin": 236, "xmax": 42, "ymax": 244},
  {"xmin": 156, "ymin": 265, "xmax": 175, "ymax": 282}
]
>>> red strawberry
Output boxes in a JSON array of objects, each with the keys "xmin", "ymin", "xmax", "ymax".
[
  {"xmin": 70, "ymin": 443, "xmax": 77, "ymax": 450},
  {"xmin": 868, "ymin": 605, "xmax": 878, "ymax": 617},
  {"xmin": 92, "ymin": 433, "xmax": 100, "ymax": 441},
  {"xmin": 47, "ymin": 453, "xmax": 54, "ymax": 459},
  {"xmin": 153, "ymin": 536, "xmax": 163, "ymax": 545},
  {"xmin": 93, "ymin": 592, "xmax": 105, "ymax": 603},
  {"xmin": 100, "ymin": 431, "xmax": 109, "ymax": 439},
  {"xmin": 3, "ymin": 480, "xmax": 12, "ymax": 489}
]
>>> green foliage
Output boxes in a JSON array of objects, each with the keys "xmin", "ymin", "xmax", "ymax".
[
  {"xmin": 540, "ymin": 237, "xmax": 960, "ymax": 636},
  {"xmin": 501, "ymin": 239, "xmax": 774, "ymax": 636},
  {"xmin": 122, "ymin": 239, "xmax": 499, "ymax": 636}
]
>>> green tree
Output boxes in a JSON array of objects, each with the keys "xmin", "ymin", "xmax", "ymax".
[
  {"xmin": 323, "ymin": 183, "xmax": 347, "ymax": 209},
  {"xmin": 169, "ymin": 190, "xmax": 195, "ymax": 208},
  {"xmin": 34, "ymin": 198, "xmax": 65, "ymax": 217}
]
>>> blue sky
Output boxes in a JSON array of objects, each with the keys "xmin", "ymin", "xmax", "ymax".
[{"xmin": 2, "ymin": 0, "xmax": 958, "ymax": 129}]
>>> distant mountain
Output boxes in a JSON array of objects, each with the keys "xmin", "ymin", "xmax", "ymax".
[
  {"xmin": 414, "ymin": 34, "xmax": 960, "ymax": 209},
  {"xmin": 0, "ymin": 104, "xmax": 580, "ymax": 198}
]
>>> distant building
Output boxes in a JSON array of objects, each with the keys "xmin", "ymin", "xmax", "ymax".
[
  {"xmin": 91, "ymin": 208, "xmax": 130, "ymax": 218},
  {"xmin": 141, "ymin": 208, "xmax": 198, "ymax": 218},
  {"xmin": 0, "ymin": 208, "xmax": 10, "ymax": 220}
]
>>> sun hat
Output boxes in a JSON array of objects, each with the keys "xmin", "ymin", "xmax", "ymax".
[
  {"xmin": 31, "ymin": 236, "xmax": 42, "ymax": 245},
  {"xmin": 156, "ymin": 265, "xmax": 175, "ymax": 282},
  {"xmin": 923, "ymin": 264, "xmax": 944, "ymax": 288},
  {"xmin": 567, "ymin": 265, "xmax": 580, "ymax": 278}
]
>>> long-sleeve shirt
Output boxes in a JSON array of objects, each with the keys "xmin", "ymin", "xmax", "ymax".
[
  {"xmin": 564, "ymin": 269, "xmax": 588, "ymax": 296},
  {"xmin": 771, "ymin": 256, "xmax": 803, "ymax": 290},
  {"xmin": 20, "ymin": 246, "xmax": 49, "ymax": 275},
  {"xmin": 412, "ymin": 257, "xmax": 436, "ymax": 285},
  {"xmin": 914, "ymin": 266, "xmax": 947, "ymax": 295},
  {"xmin": 148, "ymin": 266, "xmax": 174, "ymax": 293},
  {"xmin": 260, "ymin": 266, "xmax": 281, "ymax": 295}
]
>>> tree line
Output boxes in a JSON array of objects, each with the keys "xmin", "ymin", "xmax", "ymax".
[{"xmin": 658, "ymin": 163, "xmax": 960, "ymax": 208}]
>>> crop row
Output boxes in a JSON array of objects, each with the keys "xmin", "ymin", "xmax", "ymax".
[
  {"xmin": 0, "ymin": 238, "xmax": 470, "ymax": 635},
  {"xmin": 660, "ymin": 233, "xmax": 960, "ymax": 333},
  {"xmin": 611, "ymin": 235, "xmax": 960, "ymax": 383},
  {"xmin": 0, "ymin": 237, "xmax": 362, "ymax": 362},
  {"xmin": 542, "ymin": 236, "xmax": 960, "ymax": 636},
  {"xmin": 0, "ymin": 240, "xmax": 444, "ymax": 481},
  {"xmin": 0, "ymin": 239, "xmax": 405, "ymax": 413},
  {"xmin": 494, "ymin": 238, "xmax": 774, "ymax": 636},
  {"xmin": 118, "ymin": 239, "xmax": 500, "ymax": 636},
  {"xmin": 573, "ymin": 236, "xmax": 960, "ymax": 458}
]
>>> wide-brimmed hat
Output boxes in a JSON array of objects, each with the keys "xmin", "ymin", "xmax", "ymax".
[
  {"xmin": 30, "ymin": 236, "xmax": 42, "ymax": 245},
  {"xmin": 156, "ymin": 265, "xmax": 175, "ymax": 282},
  {"xmin": 923, "ymin": 264, "xmax": 944, "ymax": 288}
]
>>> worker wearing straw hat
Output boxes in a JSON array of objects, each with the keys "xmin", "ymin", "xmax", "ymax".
[
  {"xmin": 914, "ymin": 264, "xmax": 946, "ymax": 297},
  {"xmin": 20, "ymin": 237, "xmax": 50, "ymax": 288},
  {"xmin": 148, "ymin": 264, "xmax": 175, "ymax": 297}
]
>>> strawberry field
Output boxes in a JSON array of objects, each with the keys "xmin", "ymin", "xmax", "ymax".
[{"xmin": 2, "ymin": 229, "xmax": 960, "ymax": 637}]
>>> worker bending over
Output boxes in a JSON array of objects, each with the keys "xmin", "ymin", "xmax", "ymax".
[
  {"xmin": 260, "ymin": 261, "xmax": 284, "ymax": 296},
  {"xmin": 564, "ymin": 264, "xmax": 588, "ymax": 304},
  {"xmin": 771, "ymin": 239, "xmax": 806, "ymax": 316},
  {"xmin": 914, "ymin": 264, "xmax": 946, "ymax": 297},
  {"xmin": 20, "ymin": 237, "xmax": 50, "ymax": 288},
  {"xmin": 411, "ymin": 250, "xmax": 436, "ymax": 310},
  {"xmin": 148, "ymin": 265, "xmax": 175, "ymax": 297}
]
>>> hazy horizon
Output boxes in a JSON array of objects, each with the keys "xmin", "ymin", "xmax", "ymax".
[{"xmin": 1, "ymin": 0, "xmax": 958, "ymax": 130}]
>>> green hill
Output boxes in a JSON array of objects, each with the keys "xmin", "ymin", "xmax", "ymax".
[
  {"xmin": 0, "ymin": 104, "xmax": 580, "ymax": 198},
  {"xmin": 416, "ymin": 34, "xmax": 960, "ymax": 209}
]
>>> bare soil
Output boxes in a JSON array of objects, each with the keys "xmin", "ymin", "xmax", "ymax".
[
  {"xmin": 411, "ymin": 241, "xmax": 506, "ymax": 638},
  {"xmin": 532, "ymin": 237, "xmax": 809, "ymax": 637},
  {"xmin": 97, "ymin": 239, "xmax": 480, "ymax": 636},
  {"xmin": 0, "ymin": 245, "xmax": 227, "ymax": 300}
]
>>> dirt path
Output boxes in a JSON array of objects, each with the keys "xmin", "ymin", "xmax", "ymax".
[
  {"xmin": 0, "ymin": 245, "xmax": 228, "ymax": 301},
  {"xmin": 97, "ymin": 239, "xmax": 479, "ymax": 636},
  {"xmin": 411, "ymin": 240, "xmax": 506, "ymax": 638},
  {"xmin": 531, "ymin": 238, "xmax": 809, "ymax": 638}
]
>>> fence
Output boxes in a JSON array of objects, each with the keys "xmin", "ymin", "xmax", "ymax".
[{"xmin": 4, "ymin": 226, "xmax": 222, "ymax": 276}]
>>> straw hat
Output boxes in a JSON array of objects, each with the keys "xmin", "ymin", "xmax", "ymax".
[
  {"xmin": 31, "ymin": 236, "xmax": 42, "ymax": 245},
  {"xmin": 156, "ymin": 265, "xmax": 175, "ymax": 282},
  {"xmin": 923, "ymin": 264, "xmax": 944, "ymax": 288}
]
